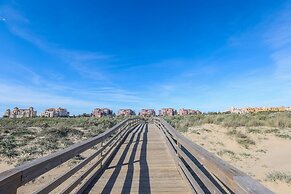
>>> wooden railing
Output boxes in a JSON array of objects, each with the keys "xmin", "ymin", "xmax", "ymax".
[
  {"xmin": 0, "ymin": 118, "xmax": 141, "ymax": 194},
  {"xmin": 154, "ymin": 117, "xmax": 274, "ymax": 194}
]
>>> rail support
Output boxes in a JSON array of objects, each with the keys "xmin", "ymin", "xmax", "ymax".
[{"xmin": 0, "ymin": 182, "xmax": 17, "ymax": 194}]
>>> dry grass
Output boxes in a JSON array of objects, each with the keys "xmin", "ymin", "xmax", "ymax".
[
  {"xmin": 164, "ymin": 112, "xmax": 291, "ymax": 142},
  {"xmin": 266, "ymin": 171, "xmax": 291, "ymax": 184},
  {"xmin": 164, "ymin": 112, "xmax": 291, "ymax": 130},
  {"xmin": 0, "ymin": 117, "xmax": 124, "ymax": 165},
  {"xmin": 213, "ymin": 128, "xmax": 256, "ymax": 149},
  {"xmin": 217, "ymin": 149, "xmax": 235, "ymax": 156}
]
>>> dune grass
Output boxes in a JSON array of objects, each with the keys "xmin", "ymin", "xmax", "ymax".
[
  {"xmin": 0, "ymin": 117, "xmax": 124, "ymax": 164},
  {"xmin": 164, "ymin": 112, "xmax": 291, "ymax": 136},
  {"xmin": 266, "ymin": 171, "xmax": 291, "ymax": 184},
  {"xmin": 164, "ymin": 112, "xmax": 291, "ymax": 129}
]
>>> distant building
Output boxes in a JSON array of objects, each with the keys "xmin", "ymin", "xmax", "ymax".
[
  {"xmin": 159, "ymin": 108, "xmax": 176, "ymax": 116},
  {"xmin": 178, "ymin": 108, "xmax": 201, "ymax": 116},
  {"xmin": 3, "ymin": 109, "xmax": 10, "ymax": 118},
  {"xmin": 92, "ymin": 108, "xmax": 113, "ymax": 117},
  {"xmin": 229, "ymin": 107, "xmax": 245, "ymax": 114},
  {"xmin": 41, "ymin": 108, "xmax": 69, "ymax": 117},
  {"xmin": 178, "ymin": 108, "xmax": 188, "ymax": 116},
  {"xmin": 4, "ymin": 107, "xmax": 37, "ymax": 118},
  {"xmin": 229, "ymin": 106, "xmax": 289, "ymax": 114},
  {"xmin": 118, "ymin": 109, "xmax": 135, "ymax": 116},
  {"xmin": 139, "ymin": 109, "xmax": 156, "ymax": 117}
]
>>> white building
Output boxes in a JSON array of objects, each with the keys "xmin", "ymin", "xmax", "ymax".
[
  {"xmin": 229, "ymin": 107, "xmax": 244, "ymax": 114},
  {"xmin": 41, "ymin": 108, "xmax": 69, "ymax": 117}
]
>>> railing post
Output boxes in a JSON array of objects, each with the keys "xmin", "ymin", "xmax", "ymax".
[
  {"xmin": 126, "ymin": 120, "xmax": 130, "ymax": 131},
  {"xmin": 119, "ymin": 125, "xmax": 122, "ymax": 139},
  {"xmin": 177, "ymin": 141, "xmax": 181, "ymax": 158},
  {"xmin": 97, "ymin": 142, "xmax": 102, "ymax": 169},
  {"xmin": 101, "ymin": 139, "xmax": 104, "ymax": 168}
]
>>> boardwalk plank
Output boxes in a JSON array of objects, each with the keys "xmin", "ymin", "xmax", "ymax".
[{"xmin": 84, "ymin": 123, "xmax": 190, "ymax": 194}]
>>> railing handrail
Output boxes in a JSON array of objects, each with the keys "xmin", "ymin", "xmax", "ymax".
[
  {"xmin": 0, "ymin": 117, "xmax": 139, "ymax": 193},
  {"xmin": 154, "ymin": 117, "xmax": 274, "ymax": 194}
]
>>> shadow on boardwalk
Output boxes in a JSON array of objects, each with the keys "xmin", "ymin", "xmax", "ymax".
[{"xmin": 84, "ymin": 123, "xmax": 151, "ymax": 194}]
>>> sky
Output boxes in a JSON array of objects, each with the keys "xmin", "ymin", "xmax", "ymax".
[{"xmin": 0, "ymin": 0, "xmax": 291, "ymax": 115}]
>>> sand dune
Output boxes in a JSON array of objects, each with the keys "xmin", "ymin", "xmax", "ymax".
[{"xmin": 183, "ymin": 124, "xmax": 291, "ymax": 194}]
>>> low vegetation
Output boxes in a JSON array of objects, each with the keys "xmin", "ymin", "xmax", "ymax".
[
  {"xmin": 164, "ymin": 112, "xmax": 291, "ymax": 131},
  {"xmin": 226, "ymin": 129, "xmax": 256, "ymax": 149},
  {"xmin": 0, "ymin": 117, "xmax": 124, "ymax": 165},
  {"xmin": 217, "ymin": 149, "xmax": 235, "ymax": 157},
  {"xmin": 164, "ymin": 112, "xmax": 291, "ymax": 143},
  {"xmin": 266, "ymin": 171, "xmax": 291, "ymax": 184}
]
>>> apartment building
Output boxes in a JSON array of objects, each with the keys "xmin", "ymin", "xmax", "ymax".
[
  {"xmin": 92, "ymin": 108, "xmax": 113, "ymax": 117},
  {"xmin": 139, "ymin": 109, "xmax": 156, "ymax": 117},
  {"xmin": 178, "ymin": 108, "xmax": 201, "ymax": 115},
  {"xmin": 3, "ymin": 107, "xmax": 37, "ymax": 118},
  {"xmin": 41, "ymin": 108, "xmax": 69, "ymax": 117},
  {"xmin": 117, "ymin": 109, "xmax": 135, "ymax": 116},
  {"xmin": 159, "ymin": 108, "xmax": 176, "ymax": 116}
]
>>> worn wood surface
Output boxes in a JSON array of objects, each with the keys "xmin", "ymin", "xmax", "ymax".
[{"xmin": 84, "ymin": 123, "xmax": 190, "ymax": 194}]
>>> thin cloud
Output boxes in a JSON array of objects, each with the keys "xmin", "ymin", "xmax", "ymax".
[
  {"xmin": 0, "ymin": 4, "xmax": 140, "ymax": 103},
  {"xmin": 0, "ymin": 61, "xmax": 144, "ymax": 109},
  {"xmin": 0, "ymin": 4, "xmax": 112, "ymax": 81},
  {"xmin": 60, "ymin": 50, "xmax": 115, "ymax": 81},
  {"xmin": 59, "ymin": 50, "xmax": 111, "ymax": 81},
  {"xmin": 147, "ymin": 3, "xmax": 291, "ymax": 111},
  {"xmin": 271, "ymin": 48, "xmax": 291, "ymax": 80},
  {"xmin": 264, "ymin": 4, "xmax": 291, "ymax": 49},
  {"xmin": 0, "ymin": 81, "xmax": 146, "ymax": 115},
  {"xmin": 264, "ymin": 3, "xmax": 291, "ymax": 80},
  {"xmin": 0, "ymin": 4, "xmax": 29, "ymax": 24},
  {"xmin": 0, "ymin": 83, "xmax": 96, "ymax": 107}
]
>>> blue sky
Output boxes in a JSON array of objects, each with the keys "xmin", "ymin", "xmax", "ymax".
[{"xmin": 0, "ymin": 0, "xmax": 291, "ymax": 115}]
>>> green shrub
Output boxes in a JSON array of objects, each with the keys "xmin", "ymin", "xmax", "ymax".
[
  {"xmin": 275, "ymin": 134, "xmax": 291, "ymax": 140},
  {"xmin": 237, "ymin": 138, "xmax": 255, "ymax": 149},
  {"xmin": 247, "ymin": 128, "xmax": 262, "ymax": 134},
  {"xmin": 0, "ymin": 135, "xmax": 19, "ymax": 157}
]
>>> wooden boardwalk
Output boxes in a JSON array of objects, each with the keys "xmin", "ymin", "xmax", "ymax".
[
  {"xmin": 0, "ymin": 118, "xmax": 273, "ymax": 194},
  {"xmin": 84, "ymin": 123, "xmax": 190, "ymax": 194}
]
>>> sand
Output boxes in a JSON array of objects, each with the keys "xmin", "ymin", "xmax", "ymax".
[
  {"xmin": 0, "ymin": 159, "xmax": 14, "ymax": 173},
  {"xmin": 183, "ymin": 124, "xmax": 291, "ymax": 194}
]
